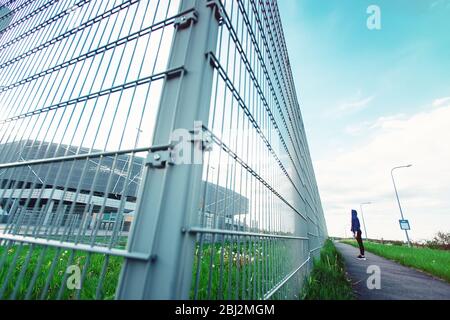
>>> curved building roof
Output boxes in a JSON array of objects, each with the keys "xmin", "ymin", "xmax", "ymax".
[{"xmin": 0, "ymin": 140, "xmax": 249, "ymax": 216}]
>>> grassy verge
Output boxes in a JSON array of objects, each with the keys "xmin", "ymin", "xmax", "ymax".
[
  {"xmin": 0, "ymin": 240, "xmax": 291, "ymax": 300},
  {"xmin": 302, "ymin": 239, "xmax": 354, "ymax": 300},
  {"xmin": 1, "ymin": 240, "xmax": 331, "ymax": 300},
  {"xmin": 342, "ymin": 240, "xmax": 450, "ymax": 283},
  {"xmin": 0, "ymin": 245, "xmax": 122, "ymax": 300},
  {"xmin": 190, "ymin": 241, "xmax": 292, "ymax": 300}
]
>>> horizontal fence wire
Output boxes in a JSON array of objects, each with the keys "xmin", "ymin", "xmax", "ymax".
[
  {"xmin": 190, "ymin": 0, "xmax": 327, "ymax": 300},
  {"xmin": 0, "ymin": 0, "xmax": 181, "ymax": 300}
]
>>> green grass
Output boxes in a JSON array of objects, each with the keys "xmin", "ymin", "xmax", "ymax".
[
  {"xmin": 342, "ymin": 240, "xmax": 450, "ymax": 283},
  {"xmin": 190, "ymin": 240, "xmax": 293, "ymax": 300},
  {"xmin": 0, "ymin": 240, "xmax": 307, "ymax": 300},
  {"xmin": 0, "ymin": 245, "xmax": 122, "ymax": 300},
  {"xmin": 302, "ymin": 240, "xmax": 354, "ymax": 300},
  {"xmin": 1, "ymin": 241, "xmax": 279, "ymax": 300}
]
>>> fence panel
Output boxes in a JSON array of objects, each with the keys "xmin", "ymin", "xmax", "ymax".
[
  {"xmin": 188, "ymin": 0, "xmax": 327, "ymax": 300},
  {"xmin": 0, "ymin": 0, "xmax": 181, "ymax": 299},
  {"xmin": 0, "ymin": 0, "xmax": 327, "ymax": 300}
]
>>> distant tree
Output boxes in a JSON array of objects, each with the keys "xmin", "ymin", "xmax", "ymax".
[{"xmin": 426, "ymin": 232, "xmax": 450, "ymax": 250}]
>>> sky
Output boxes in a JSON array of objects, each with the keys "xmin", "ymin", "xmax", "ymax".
[{"xmin": 278, "ymin": 0, "xmax": 450, "ymax": 242}]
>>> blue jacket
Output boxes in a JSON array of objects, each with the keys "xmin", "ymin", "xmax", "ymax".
[{"xmin": 351, "ymin": 210, "xmax": 361, "ymax": 232}]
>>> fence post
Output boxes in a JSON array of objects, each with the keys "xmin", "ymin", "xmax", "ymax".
[{"xmin": 115, "ymin": 0, "xmax": 221, "ymax": 299}]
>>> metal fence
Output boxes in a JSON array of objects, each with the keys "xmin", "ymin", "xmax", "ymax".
[{"xmin": 0, "ymin": 0, "xmax": 327, "ymax": 300}]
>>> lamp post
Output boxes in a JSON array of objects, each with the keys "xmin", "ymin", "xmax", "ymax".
[
  {"xmin": 359, "ymin": 202, "xmax": 371, "ymax": 240},
  {"xmin": 391, "ymin": 165, "xmax": 412, "ymax": 247}
]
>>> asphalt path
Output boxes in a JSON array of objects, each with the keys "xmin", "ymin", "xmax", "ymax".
[{"xmin": 335, "ymin": 242, "xmax": 450, "ymax": 300}]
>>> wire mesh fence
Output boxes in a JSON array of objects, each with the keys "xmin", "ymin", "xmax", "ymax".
[
  {"xmin": 0, "ymin": 0, "xmax": 327, "ymax": 300},
  {"xmin": 0, "ymin": 0, "xmax": 179, "ymax": 299},
  {"xmin": 189, "ymin": 0, "xmax": 327, "ymax": 300}
]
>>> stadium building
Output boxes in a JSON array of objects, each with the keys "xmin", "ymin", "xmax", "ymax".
[{"xmin": 0, "ymin": 140, "xmax": 249, "ymax": 235}]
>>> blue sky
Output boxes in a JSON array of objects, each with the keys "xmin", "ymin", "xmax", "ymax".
[{"xmin": 279, "ymin": 0, "xmax": 450, "ymax": 241}]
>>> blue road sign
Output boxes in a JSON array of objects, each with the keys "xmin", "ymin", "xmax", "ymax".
[{"xmin": 399, "ymin": 220, "xmax": 411, "ymax": 231}]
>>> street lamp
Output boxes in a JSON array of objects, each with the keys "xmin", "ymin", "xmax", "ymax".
[
  {"xmin": 391, "ymin": 165, "xmax": 412, "ymax": 247},
  {"xmin": 359, "ymin": 202, "xmax": 372, "ymax": 240}
]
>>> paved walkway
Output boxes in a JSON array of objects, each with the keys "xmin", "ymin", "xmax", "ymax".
[{"xmin": 335, "ymin": 242, "xmax": 450, "ymax": 300}]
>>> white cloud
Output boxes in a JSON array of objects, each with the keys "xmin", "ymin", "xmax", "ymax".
[
  {"xmin": 430, "ymin": 1, "xmax": 440, "ymax": 9},
  {"xmin": 430, "ymin": 0, "xmax": 450, "ymax": 9},
  {"xmin": 344, "ymin": 114, "xmax": 407, "ymax": 136},
  {"xmin": 344, "ymin": 122, "xmax": 370, "ymax": 135},
  {"xmin": 432, "ymin": 96, "xmax": 450, "ymax": 108},
  {"xmin": 325, "ymin": 92, "xmax": 375, "ymax": 118},
  {"xmin": 316, "ymin": 103, "xmax": 450, "ymax": 242},
  {"xmin": 338, "ymin": 95, "xmax": 375, "ymax": 113}
]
